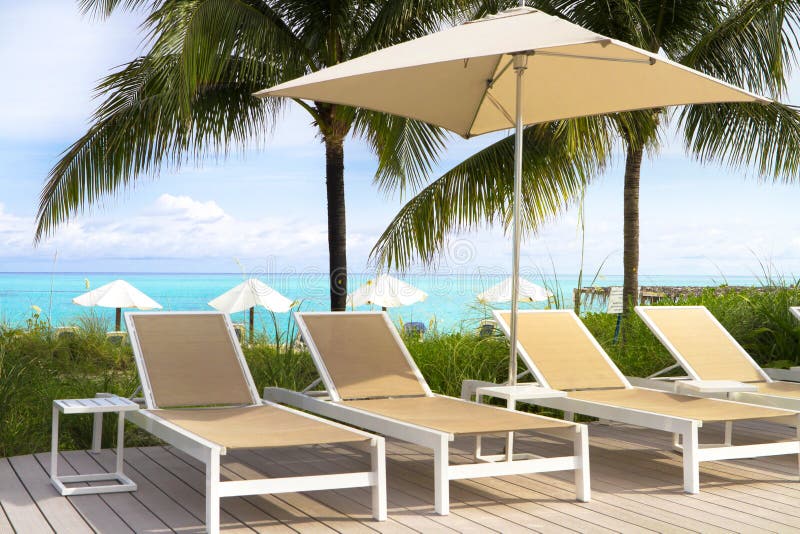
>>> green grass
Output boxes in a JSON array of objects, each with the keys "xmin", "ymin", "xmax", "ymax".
[{"xmin": 3, "ymin": 285, "xmax": 800, "ymax": 457}]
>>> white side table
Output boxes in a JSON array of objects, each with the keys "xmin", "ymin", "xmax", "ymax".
[
  {"xmin": 475, "ymin": 383, "xmax": 567, "ymax": 409},
  {"xmin": 674, "ymin": 380, "xmax": 758, "ymax": 395},
  {"xmin": 51, "ymin": 397, "xmax": 139, "ymax": 496}
]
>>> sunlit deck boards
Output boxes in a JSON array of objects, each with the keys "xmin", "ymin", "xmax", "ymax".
[{"xmin": 1, "ymin": 419, "xmax": 799, "ymax": 533}]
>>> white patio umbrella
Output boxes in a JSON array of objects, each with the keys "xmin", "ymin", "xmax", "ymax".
[
  {"xmin": 73, "ymin": 279, "xmax": 162, "ymax": 331},
  {"xmin": 478, "ymin": 276, "xmax": 552, "ymax": 304},
  {"xmin": 256, "ymin": 6, "xmax": 766, "ymax": 385},
  {"xmin": 347, "ymin": 274, "xmax": 428, "ymax": 310},
  {"xmin": 208, "ymin": 278, "xmax": 294, "ymax": 336}
]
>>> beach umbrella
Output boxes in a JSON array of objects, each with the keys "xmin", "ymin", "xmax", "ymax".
[
  {"xmin": 256, "ymin": 6, "xmax": 765, "ymax": 386},
  {"xmin": 208, "ymin": 278, "xmax": 294, "ymax": 338},
  {"xmin": 347, "ymin": 274, "xmax": 428, "ymax": 310},
  {"xmin": 73, "ymin": 279, "xmax": 162, "ymax": 331},
  {"xmin": 478, "ymin": 277, "xmax": 552, "ymax": 304}
]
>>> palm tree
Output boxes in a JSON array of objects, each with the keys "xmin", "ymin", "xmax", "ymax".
[
  {"xmin": 373, "ymin": 0, "xmax": 800, "ymax": 317},
  {"xmin": 36, "ymin": 0, "xmax": 476, "ymax": 311}
]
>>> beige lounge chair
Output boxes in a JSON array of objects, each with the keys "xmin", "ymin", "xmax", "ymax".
[
  {"xmin": 265, "ymin": 311, "xmax": 590, "ymax": 515},
  {"xmin": 485, "ymin": 310, "xmax": 800, "ymax": 494},
  {"xmin": 122, "ymin": 312, "xmax": 386, "ymax": 533},
  {"xmin": 635, "ymin": 305, "xmax": 800, "ymax": 413}
]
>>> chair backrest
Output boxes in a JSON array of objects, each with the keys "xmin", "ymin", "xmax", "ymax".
[
  {"xmin": 296, "ymin": 312, "xmax": 430, "ymax": 401},
  {"xmin": 494, "ymin": 310, "xmax": 629, "ymax": 391},
  {"xmin": 635, "ymin": 306, "xmax": 768, "ymax": 383},
  {"xmin": 126, "ymin": 312, "xmax": 258, "ymax": 409}
]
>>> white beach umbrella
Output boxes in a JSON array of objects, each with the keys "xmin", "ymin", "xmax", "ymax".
[
  {"xmin": 347, "ymin": 274, "xmax": 428, "ymax": 310},
  {"xmin": 256, "ymin": 6, "xmax": 766, "ymax": 385},
  {"xmin": 73, "ymin": 279, "xmax": 162, "ymax": 330},
  {"xmin": 478, "ymin": 277, "xmax": 553, "ymax": 304},
  {"xmin": 208, "ymin": 278, "xmax": 294, "ymax": 336}
]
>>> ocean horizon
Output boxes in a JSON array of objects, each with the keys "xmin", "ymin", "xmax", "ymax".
[{"xmin": 0, "ymin": 271, "xmax": 765, "ymax": 333}]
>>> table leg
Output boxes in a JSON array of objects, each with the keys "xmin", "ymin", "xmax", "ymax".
[{"xmin": 50, "ymin": 406, "xmax": 59, "ymax": 480}]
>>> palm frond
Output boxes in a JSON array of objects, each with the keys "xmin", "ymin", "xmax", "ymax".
[
  {"xmin": 680, "ymin": 0, "xmax": 800, "ymax": 97},
  {"xmin": 350, "ymin": 0, "xmax": 469, "ymax": 56},
  {"xmin": 352, "ymin": 110, "xmax": 451, "ymax": 194},
  {"xmin": 35, "ymin": 52, "xmax": 277, "ymax": 241},
  {"xmin": 681, "ymin": 101, "xmax": 800, "ymax": 180},
  {"xmin": 371, "ymin": 117, "xmax": 612, "ymax": 270},
  {"xmin": 78, "ymin": 0, "xmax": 155, "ymax": 18},
  {"xmin": 533, "ymin": 0, "xmax": 653, "ymax": 48}
]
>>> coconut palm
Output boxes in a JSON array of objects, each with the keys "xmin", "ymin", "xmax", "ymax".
[
  {"xmin": 373, "ymin": 0, "xmax": 800, "ymax": 316},
  {"xmin": 35, "ymin": 0, "xmax": 485, "ymax": 310}
]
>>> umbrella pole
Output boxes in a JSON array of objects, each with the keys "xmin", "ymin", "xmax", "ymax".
[
  {"xmin": 115, "ymin": 308, "xmax": 121, "ymax": 332},
  {"xmin": 508, "ymin": 53, "xmax": 528, "ymax": 387}
]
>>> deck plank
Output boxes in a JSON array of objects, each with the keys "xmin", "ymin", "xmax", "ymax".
[
  {"xmin": 138, "ymin": 446, "xmax": 284, "ymax": 533},
  {"xmin": 92, "ymin": 448, "xmax": 206, "ymax": 533},
  {"xmin": 386, "ymin": 439, "xmax": 642, "ymax": 533},
  {"xmin": 61, "ymin": 450, "xmax": 171, "ymax": 533},
  {"xmin": 0, "ymin": 457, "xmax": 54, "ymax": 533},
  {"xmin": 122, "ymin": 447, "xmax": 255, "ymax": 533},
  {"xmin": 263, "ymin": 444, "xmax": 474, "ymax": 533},
  {"xmin": 2, "ymin": 419, "xmax": 800, "ymax": 533},
  {"xmin": 162, "ymin": 446, "xmax": 339, "ymax": 534},
  {"xmin": 8, "ymin": 454, "xmax": 91, "ymax": 534},
  {"xmin": 31, "ymin": 452, "xmax": 133, "ymax": 534},
  {"xmin": 0, "ymin": 503, "xmax": 14, "ymax": 534}
]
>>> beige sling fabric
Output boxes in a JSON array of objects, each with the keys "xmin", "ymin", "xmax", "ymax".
[
  {"xmin": 153, "ymin": 406, "xmax": 368, "ymax": 449},
  {"xmin": 301, "ymin": 314, "xmax": 427, "ymax": 399},
  {"xmin": 343, "ymin": 396, "xmax": 573, "ymax": 434},
  {"xmin": 755, "ymin": 382, "xmax": 800, "ymax": 398},
  {"xmin": 131, "ymin": 314, "xmax": 254, "ymax": 408},
  {"xmin": 640, "ymin": 307, "xmax": 764, "ymax": 383},
  {"xmin": 499, "ymin": 312, "xmax": 627, "ymax": 391},
  {"xmin": 569, "ymin": 388, "xmax": 790, "ymax": 422}
]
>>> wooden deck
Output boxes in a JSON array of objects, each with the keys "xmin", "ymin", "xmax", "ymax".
[{"xmin": 1, "ymin": 419, "xmax": 798, "ymax": 533}]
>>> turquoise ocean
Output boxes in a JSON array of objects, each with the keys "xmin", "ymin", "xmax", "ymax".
[{"xmin": 0, "ymin": 272, "xmax": 759, "ymax": 335}]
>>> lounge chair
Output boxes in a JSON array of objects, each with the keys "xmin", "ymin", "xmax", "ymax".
[
  {"xmin": 123, "ymin": 311, "xmax": 386, "ymax": 533},
  {"xmin": 264, "ymin": 311, "xmax": 590, "ymax": 515},
  {"xmin": 484, "ymin": 309, "xmax": 799, "ymax": 494},
  {"xmin": 635, "ymin": 305, "xmax": 800, "ymax": 412}
]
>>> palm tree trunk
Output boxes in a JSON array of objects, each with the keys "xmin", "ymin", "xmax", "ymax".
[
  {"xmin": 622, "ymin": 144, "xmax": 643, "ymax": 315},
  {"xmin": 325, "ymin": 135, "xmax": 348, "ymax": 311}
]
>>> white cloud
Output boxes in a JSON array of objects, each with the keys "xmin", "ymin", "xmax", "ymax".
[{"xmin": 12, "ymin": 193, "xmax": 375, "ymax": 270}]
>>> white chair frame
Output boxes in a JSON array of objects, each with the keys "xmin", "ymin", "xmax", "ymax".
[
  {"xmin": 95, "ymin": 311, "xmax": 388, "ymax": 534},
  {"xmin": 469, "ymin": 309, "xmax": 800, "ymax": 494},
  {"xmin": 264, "ymin": 311, "xmax": 590, "ymax": 516}
]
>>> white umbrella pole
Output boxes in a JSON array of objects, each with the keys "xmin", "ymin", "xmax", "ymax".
[{"xmin": 508, "ymin": 53, "xmax": 528, "ymax": 387}]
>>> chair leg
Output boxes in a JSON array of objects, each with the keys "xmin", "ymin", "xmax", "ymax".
[
  {"xmin": 796, "ymin": 415, "xmax": 800, "ymax": 480},
  {"xmin": 724, "ymin": 421, "xmax": 733, "ymax": 447},
  {"xmin": 371, "ymin": 438, "xmax": 387, "ymax": 521},
  {"xmin": 206, "ymin": 452, "xmax": 221, "ymax": 534},
  {"xmin": 574, "ymin": 425, "xmax": 591, "ymax": 502},
  {"xmin": 682, "ymin": 423, "xmax": 700, "ymax": 494},
  {"xmin": 434, "ymin": 436, "xmax": 450, "ymax": 515}
]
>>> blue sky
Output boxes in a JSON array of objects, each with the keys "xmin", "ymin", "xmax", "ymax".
[{"xmin": 2, "ymin": 1, "xmax": 800, "ymax": 277}]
